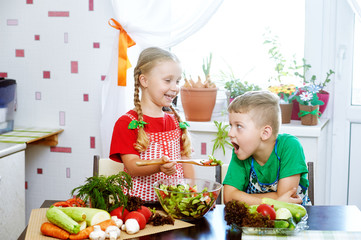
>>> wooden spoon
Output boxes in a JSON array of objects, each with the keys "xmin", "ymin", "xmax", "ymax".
[{"xmin": 136, "ymin": 159, "xmax": 216, "ymax": 167}]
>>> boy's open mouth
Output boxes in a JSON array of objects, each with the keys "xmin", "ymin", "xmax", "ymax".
[
  {"xmin": 165, "ymin": 94, "xmax": 175, "ymax": 101},
  {"xmin": 232, "ymin": 142, "xmax": 239, "ymax": 151}
]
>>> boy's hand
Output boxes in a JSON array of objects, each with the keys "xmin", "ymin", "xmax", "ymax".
[
  {"xmin": 277, "ymin": 188, "xmax": 302, "ymax": 204},
  {"xmin": 159, "ymin": 156, "xmax": 177, "ymax": 175}
]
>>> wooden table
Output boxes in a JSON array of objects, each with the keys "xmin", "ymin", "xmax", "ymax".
[{"xmin": 18, "ymin": 201, "xmax": 361, "ymax": 240}]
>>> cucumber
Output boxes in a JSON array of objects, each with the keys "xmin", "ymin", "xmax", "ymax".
[
  {"xmin": 274, "ymin": 220, "xmax": 289, "ymax": 228},
  {"xmin": 59, "ymin": 207, "xmax": 111, "ymax": 226},
  {"xmin": 261, "ymin": 198, "xmax": 307, "ymax": 221},
  {"xmin": 287, "ymin": 217, "xmax": 297, "ymax": 230},
  {"xmin": 57, "ymin": 207, "xmax": 86, "ymax": 222},
  {"xmin": 46, "ymin": 206, "xmax": 80, "ymax": 234}
]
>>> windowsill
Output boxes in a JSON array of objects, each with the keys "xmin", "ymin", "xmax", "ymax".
[{"xmin": 187, "ymin": 118, "xmax": 329, "ymax": 137}]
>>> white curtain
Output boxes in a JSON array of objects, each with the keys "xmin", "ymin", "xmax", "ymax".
[{"xmin": 100, "ymin": 0, "xmax": 224, "ymax": 157}]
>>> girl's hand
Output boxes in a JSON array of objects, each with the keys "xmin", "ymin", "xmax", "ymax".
[
  {"xmin": 277, "ymin": 188, "xmax": 302, "ymax": 204},
  {"xmin": 159, "ymin": 156, "xmax": 177, "ymax": 175}
]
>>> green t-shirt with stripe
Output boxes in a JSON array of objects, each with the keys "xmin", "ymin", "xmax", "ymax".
[{"xmin": 223, "ymin": 133, "xmax": 309, "ymax": 191}]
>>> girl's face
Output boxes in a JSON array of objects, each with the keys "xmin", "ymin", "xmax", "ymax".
[
  {"xmin": 140, "ymin": 60, "xmax": 182, "ymax": 108},
  {"xmin": 228, "ymin": 111, "xmax": 264, "ymax": 160}
]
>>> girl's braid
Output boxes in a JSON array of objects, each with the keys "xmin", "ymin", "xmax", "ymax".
[
  {"xmin": 133, "ymin": 69, "xmax": 149, "ymax": 152},
  {"xmin": 169, "ymin": 105, "xmax": 192, "ymax": 158}
]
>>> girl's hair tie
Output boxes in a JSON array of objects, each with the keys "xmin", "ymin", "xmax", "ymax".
[
  {"xmin": 128, "ymin": 120, "xmax": 148, "ymax": 129},
  {"xmin": 179, "ymin": 121, "xmax": 190, "ymax": 129}
]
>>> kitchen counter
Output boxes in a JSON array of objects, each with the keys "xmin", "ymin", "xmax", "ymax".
[
  {"xmin": 0, "ymin": 127, "xmax": 63, "ymax": 239},
  {"xmin": 0, "ymin": 142, "xmax": 26, "ymax": 158}
]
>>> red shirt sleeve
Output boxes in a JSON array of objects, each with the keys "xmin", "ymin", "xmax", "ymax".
[{"xmin": 109, "ymin": 112, "xmax": 139, "ymax": 162}]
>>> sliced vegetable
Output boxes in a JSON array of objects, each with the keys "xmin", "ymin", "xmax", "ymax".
[
  {"xmin": 61, "ymin": 207, "xmax": 110, "ymax": 227},
  {"xmin": 261, "ymin": 198, "xmax": 307, "ymax": 222},
  {"xmin": 256, "ymin": 204, "xmax": 276, "ymax": 220},
  {"xmin": 40, "ymin": 222, "xmax": 70, "ymax": 239},
  {"xmin": 46, "ymin": 206, "xmax": 81, "ymax": 234},
  {"xmin": 275, "ymin": 207, "xmax": 292, "ymax": 220}
]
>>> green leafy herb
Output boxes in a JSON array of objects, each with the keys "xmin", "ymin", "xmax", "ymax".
[
  {"xmin": 212, "ymin": 121, "xmax": 233, "ymax": 156},
  {"xmin": 70, "ymin": 172, "xmax": 133, "ymax": 212}
]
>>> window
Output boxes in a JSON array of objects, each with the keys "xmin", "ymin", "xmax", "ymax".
[
  {"xmin": 172, "ymin": 0, "xmax": 305, "ymax": 90},
  {"xmin": 352, "ymin": 17, "xmax": 361, "ymax": 105}
]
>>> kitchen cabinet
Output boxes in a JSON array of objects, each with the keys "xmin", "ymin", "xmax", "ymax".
[
  {"xmin": 188, "ymin": 118, "xmax": 329, "ymax": 205},
  {"xmin": 0, "ymin": 143, "xmax": 26, "ymax": 239}
]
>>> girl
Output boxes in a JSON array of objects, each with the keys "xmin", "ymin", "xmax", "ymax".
[{"xmin": 109, "ymin": 47, "xmax": 195, "ymax": 201}]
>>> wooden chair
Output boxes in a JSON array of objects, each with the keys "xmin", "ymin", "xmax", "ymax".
[
  {"xmin": 93, "ymin": 155, "xmax": 124, "ymax": 177},
  {"xmin": 215, "ymin": 164, "xmax": 229, "ymax": 204},
  {"xmin": 307, "ymin": 161, "xmax": 315, "ymax": 205}
]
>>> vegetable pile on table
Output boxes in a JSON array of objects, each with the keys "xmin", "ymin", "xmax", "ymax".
[
  {"xmin": 224, "ymin": 198, "xmax": 308, "ymax": 233},
  {"xmin": 40, "ymin": 172, "xmax": 175, "ymax": 240}
]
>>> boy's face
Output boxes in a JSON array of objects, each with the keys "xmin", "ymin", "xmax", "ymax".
[{"xmin": 228, "ymin": 111, "xmax": 264, "ymax": 160}]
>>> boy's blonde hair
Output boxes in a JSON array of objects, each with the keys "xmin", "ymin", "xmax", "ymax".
[
  {"xmin": 133, "ymin": 47, "xmax": 192, "ymax": 157},
  {"xmin": 228, "ymin": 90, "xmax": 281, "ymax": 136}
]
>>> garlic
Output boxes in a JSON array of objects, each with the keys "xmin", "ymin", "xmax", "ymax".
[
  {"xmin": 122, "ymin": 219, "xmax": 140, "ymax": 234},
  {"xmin": 89, "ymin": 225, "xmax": 106, "ymax": 240},
  {"xmin": 105, "ymin": 225, "xmax": 121, "ymax": 240},
  {"xmin": 111, "ymin": 216, "xmax": 123, "ymax": 228}
]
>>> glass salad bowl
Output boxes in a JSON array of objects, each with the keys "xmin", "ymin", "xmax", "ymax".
[{"xmin": 154, "ymin": 178, "xmax": 222, "ymax": 221}]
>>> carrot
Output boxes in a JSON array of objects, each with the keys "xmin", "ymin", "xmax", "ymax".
[
  {"xmin": 69, "ymin": 219, "xmax": 116, "ymax": 240},
  {"xmin": 40, "ymin": 222, "xmax": 70, "ymax": 240}
]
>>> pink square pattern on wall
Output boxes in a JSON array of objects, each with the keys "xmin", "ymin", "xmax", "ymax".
[
  {"xmin": 16, "ymin": 49, "xmax": 24, "ymax": 57},
  {"xmin": 0, "ymin": 0, "xmax": 114, "ymax": 221}
]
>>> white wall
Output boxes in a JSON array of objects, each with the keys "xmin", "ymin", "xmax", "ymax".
[{"xmin": 0, "ymin": 0, "xmax": 115, "ymax": 221}]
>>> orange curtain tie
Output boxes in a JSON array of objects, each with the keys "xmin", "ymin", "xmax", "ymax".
[{"xmin": 108, "ymin": 18, "xmax": 136, "ymax": 86}]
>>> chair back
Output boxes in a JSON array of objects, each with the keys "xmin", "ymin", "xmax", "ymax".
[
  {"xmin": 93, "ymin": 155, "xmax": 124, "ymax": 177},
  {"xmin": 307, "ymin": 161, "xmax": 314, "ymax": 204}
]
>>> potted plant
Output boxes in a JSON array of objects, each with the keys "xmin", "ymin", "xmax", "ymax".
[
  {"xmin": 181, "ymin": 53, "xmax": 218, "ymax": 122},
  {"xmin": 268, "ymin": 84, "xmax": 297, "ymax": 124},
  {"xmin": 293, "ymin": 58, "xmax": 335, "ymax": 116},
  {"xmin": 220, "ymin": 68, "xmax": 261, "ymax": 103},
  {"xmin": 295, "ymin": 84, "xmax": 324, "ymax": 125}
]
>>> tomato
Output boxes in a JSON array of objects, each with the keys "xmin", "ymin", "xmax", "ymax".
[
  {"xmin": 125, "ymin": 211, "xmax": 147, "ymax": 230},
  {"xmin": 136, "ymin": 206, "xmax": 152, "ymax": 223},
  {"xmin": 256, "ymin": 204, "xmax": 276, "ymax": 220},
  {"xmin": 159, "ymin": 190, "xmax": 167, "ymax": 199},
  {"xmin": 110, "ymin": 206, "xmax": 129, "ymax": 221}
]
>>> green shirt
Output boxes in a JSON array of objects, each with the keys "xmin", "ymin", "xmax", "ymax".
[{"xmin": 223, "ymin": 133, "xmax": 309, "ymax": 191}]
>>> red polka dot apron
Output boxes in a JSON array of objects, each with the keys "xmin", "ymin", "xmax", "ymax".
[{"xmin": 124, "ymin": 113, "xmax": 184, "ymax": 201}]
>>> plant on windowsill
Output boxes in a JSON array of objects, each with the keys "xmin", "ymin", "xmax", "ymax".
[
  {"xmin": 293, "ymin": 58, "xmax": 335, "ymax": 116},
  {"xmin": 220, "ymin": 67, "xmax": 261, "ymax": 103},
  {"xmin": 268, "ymin": 84, "xmax": 297, "ymax": 124},
  {"xmin": 181, "ymin": 53, "xmax": 218, "ymax": 122},
  {"xmin": 295, "ymin": 84, "xmax": 324, "ymax": 126}
]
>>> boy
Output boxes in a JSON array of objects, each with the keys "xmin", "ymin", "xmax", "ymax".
[{"xmin": 223, "ymin": 91, "xmax": 311, "ymax": 206}]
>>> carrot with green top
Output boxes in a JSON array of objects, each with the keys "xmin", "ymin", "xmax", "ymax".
[
  {"xmin": 40, "ymin": 222, "xmax": 70, "ymax": 239},
  {"xmin": 69, "ymin": 219, "xmax": 116, "ymax": 240}
]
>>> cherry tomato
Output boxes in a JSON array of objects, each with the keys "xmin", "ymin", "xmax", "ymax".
[
  {"xmin": 136, "ymin": 206, "xmax": 152, "ymax": 223},
  {"xmin": 125, "ymin": 211, "xmax": 147, "ymax": 229},
  {"xmin": 256, "ymin": 204, "xmax": 276, "ymax": 220},
  {"xmin": 110, "ymin": 206, "xmax": 129, "ymax": 221}
]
